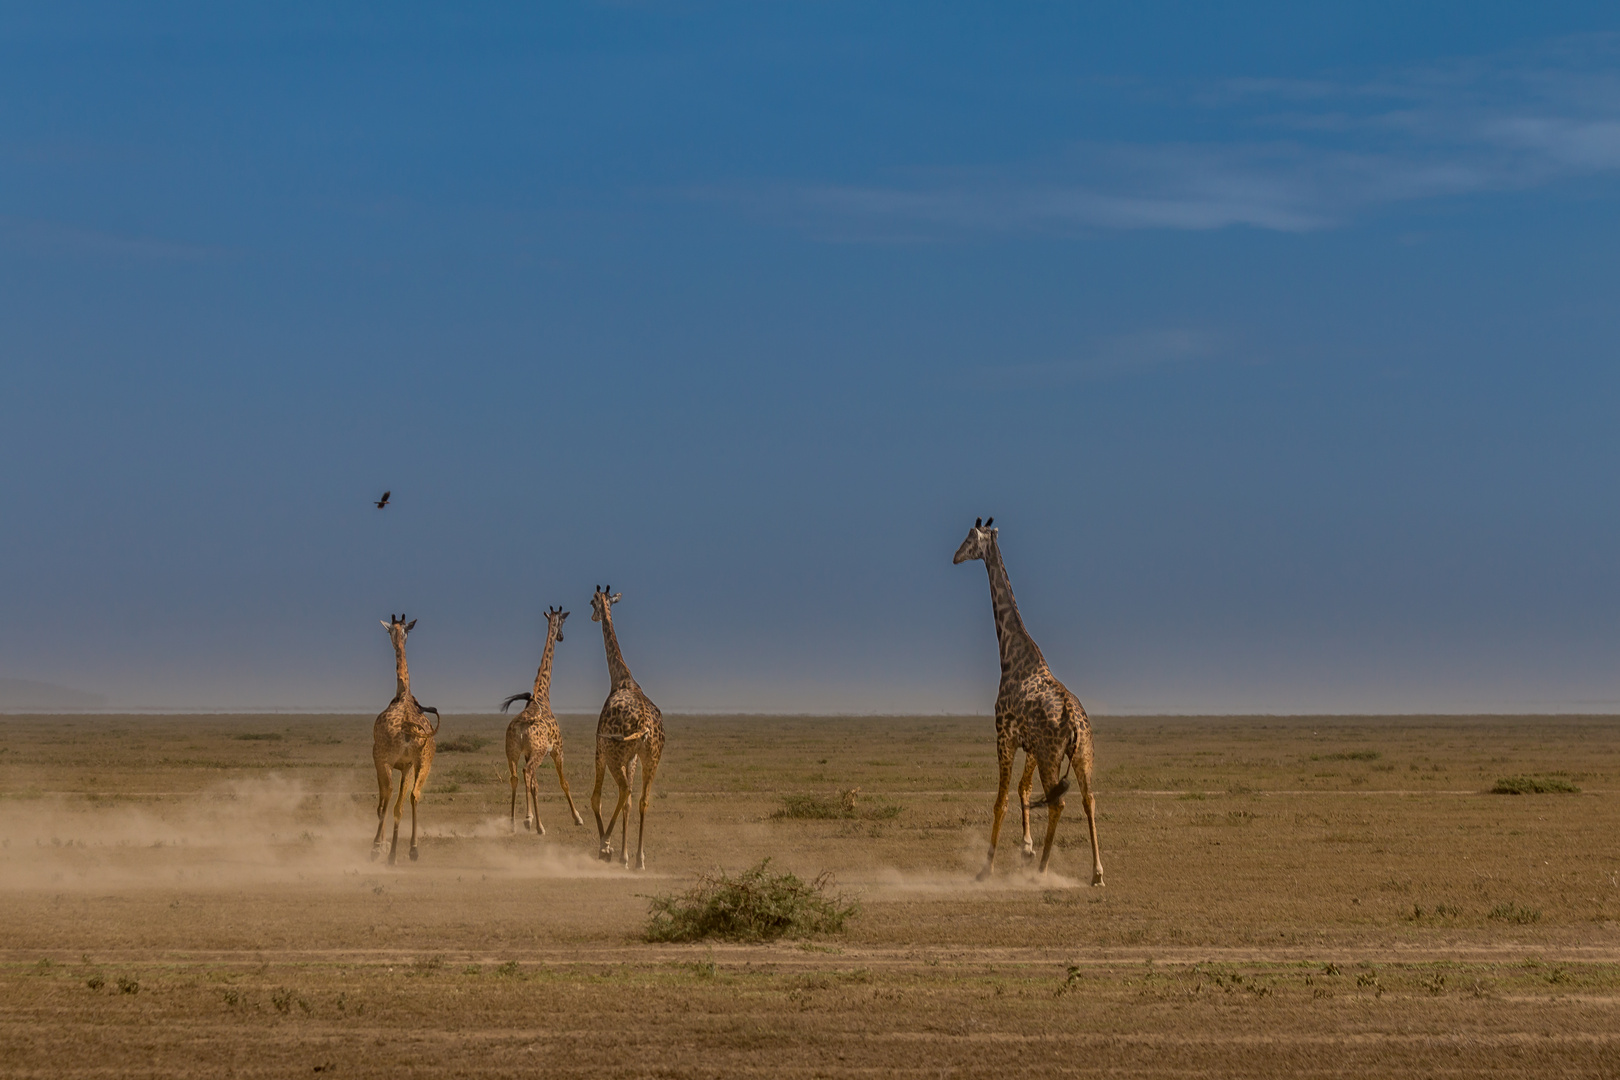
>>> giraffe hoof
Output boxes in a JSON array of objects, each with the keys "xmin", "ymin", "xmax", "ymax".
[
  {"xmin": 369, "ymin": 847, "xmax": 381, "ymax": 863},
  {"xmin": 975, "ymin": 865, "xmax": 993, "ymax": 882},
  {"xmin": 408, "ymin": 846, "xmax": 419, "ymax": 862},
  {"xmin": 1092, "ymin": 874, "xmax": 1105, "ymax": 887},
  {"xmin": 536, "ymin": 824, "xmax": 546, "ymax": 837},
  {"xmin": 573, "ymin": 814, "xmax": 585, "ymax": 826},
  {"xmin": 636, "ymin": 855, "xmax": 645, "ymax": 871}
]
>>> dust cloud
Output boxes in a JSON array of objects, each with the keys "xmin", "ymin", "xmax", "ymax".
[{"xmin": 0, "ymin": 773, "xmax": 625, "ymax": 892}]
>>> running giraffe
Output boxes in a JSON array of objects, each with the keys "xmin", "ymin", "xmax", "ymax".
[
  {"xmin": 371, "ymin": 614, "xmax": 440, "ymax": 865},
  {"xmin": 588, "ymin": 586, "xmax": 665, "ymax": 870},
  {"xmin": 954, "ymin": 519, "xmax": 1104, "ymax": 885},
  {"xmin": 500, "ymin": 605, "xmax": 585, "ymax": 836}
]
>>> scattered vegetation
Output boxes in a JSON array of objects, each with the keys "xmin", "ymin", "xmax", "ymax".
[
  {"xmin": 270, "ymin": 987, "xmax": 310, "ymax": 1014},
  {"xmin": 1491, "ymin": 776, "xmax": 1580, "ymax": 795},
  {"xmin": 232, "ymin": 733, "xmax": 283, "ymax": 742},
  {"xmin": 1313, "ymin": 751, "xmax": 1380, "ymax": 761},
  {"xmin": 1488, "ymin": 902, "xmax": 1542, "ymax": 924},
  {"xmin": 771, "ymin": 789, "xmax": 901, "ymax": 821},
  {"xmin": 116, "ymin": 977, "xmax": 139, "ymax": 995},
  {"xmin": 644, "ymin": 858, "xmax": 858, "ymax": 943},
  {"xmin": 438, "ymin": 735, "xmax": 491, "ymax": 753}
]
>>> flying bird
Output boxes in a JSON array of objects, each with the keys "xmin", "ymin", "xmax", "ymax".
[{"xmin": 375, "ymin": 491, "xmax": 391, "ymax": 509}]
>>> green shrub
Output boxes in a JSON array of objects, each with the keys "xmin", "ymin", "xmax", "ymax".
[
  {"xmin": 644, "ymin": 859, "xmax": 858, "ymax": 943},
  {"xmin": 1491, "ymin": 776, "xmax": 1580, "ymax": 795}
]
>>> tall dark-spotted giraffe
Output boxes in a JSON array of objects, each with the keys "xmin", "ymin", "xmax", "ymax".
[
  {"xmin": 954, "ymin": 519, "xmax": 1104, "ymax": 885},
  {"xmin": 588, "ymin": 586, "xmax": 666, "ymax": 870}
]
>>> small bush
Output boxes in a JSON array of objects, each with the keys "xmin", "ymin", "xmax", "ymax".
[
  {"xmin": 232, "ymin": 733, "xmax": 283, "ymax": 742},
  {"xmin": 1488, "ymin": 902, "xmax": 1541, "ymax": 924},
  {"xmin": 772, "ymin": 789, "xmax": 900, "ymax": 821},
  {"xmin": 86, "ymin": 975, "xmax": 105, "ymax": 991},
  {"xmin": 1491, "ymin": 776, "xmax": 1580, "ymax": 795},
  {"xmin": 644, "ymin": 859, "xmax": 858, "ymax": 943},
  {"xmin": 438, "ymin": 734, "xmax": 490, "ymax": 753},
  {"xmin": 116, "ymin": 977, "xmax": 139, "ymax": 995},
  {"xmin": 270, "ymin": 987, "xmax": 309, "ymax": 1014}
]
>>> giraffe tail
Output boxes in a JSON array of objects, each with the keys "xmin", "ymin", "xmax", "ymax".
[
  {"xmin": 609, "ymin": 730, "xmax": 646, "ymax": 743},
  {"xmin": 500, "ymin": 692, "xmax": 533, "ymax": 713},
  {"xmin": 1027, "ymin": 777, "xmax": 1070, "ymax": 810}
]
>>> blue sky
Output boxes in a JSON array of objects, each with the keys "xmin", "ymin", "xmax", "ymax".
[{"xmin": 3, "ymin": 3, "xmax": 1620, "ymax": 713}]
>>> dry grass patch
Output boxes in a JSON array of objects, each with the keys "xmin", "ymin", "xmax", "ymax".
[{"xmin": 1491, "ymin": 775, "xmax": 1581, "ymax": 794}]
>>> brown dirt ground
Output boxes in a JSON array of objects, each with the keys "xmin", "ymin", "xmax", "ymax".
[{"xmin": 3, "ymin": 712, "xmax": 1620, "ymax": 1077}]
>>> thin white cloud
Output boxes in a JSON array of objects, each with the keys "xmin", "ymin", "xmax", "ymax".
[
  {"xmin": 0, "ymin": 215, "xmax": 231, "ymax": 263},
  {"xmin": 722, "ymin": 34, "xmax": 1620, "ymax": 237},
  {"xmin": 972, "ymin": 329, "xmax": 1223, "ymax": 388}
]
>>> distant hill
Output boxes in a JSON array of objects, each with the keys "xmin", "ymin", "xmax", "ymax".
[{"xmin": 0, "ymin": 678, "xmax": 108, "ymax": 711}]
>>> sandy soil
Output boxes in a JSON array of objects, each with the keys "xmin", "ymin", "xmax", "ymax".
[{"xmin": 3, "ymin": 712, "xmax": 1620, "ymax": 1077}]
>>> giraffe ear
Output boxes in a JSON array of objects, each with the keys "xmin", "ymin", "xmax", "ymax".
[
  {"xmin": 610, "ymin": 593, "xmax": 622, "ymax": 604},
  {"xmin": 405, "ymin": 619, "xmax": 417, "ymax": 632},
  {"xmin": 380, "ymin": 620, "xmax": 391, "ymax": 629}
]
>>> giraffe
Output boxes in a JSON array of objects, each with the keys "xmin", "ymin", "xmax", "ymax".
[
  {"xmin": 500, "ymin": 605, "xmax": 585, "ymax": 836},
  {"xmin": 371, "ymin": 614, "xmax": 440, "ymax": 865},
  {"xmin": 954, "ymin": 518, "xmax": 1105, "ymax": 885},
  {"xmin": 588, "ymin": 585, "xmax": 665, "ymax": 870}
]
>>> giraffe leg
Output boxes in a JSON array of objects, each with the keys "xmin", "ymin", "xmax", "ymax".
[
  {"xmin": 634, "ymin": 753, "xmax": 659, "ymax": 871},
  {"xmin": 1075, "ymin": 755, "xmax": 1104, "ymax": 886},
  {"xmin": 977, "ymin": 744, "xmax": 1017, "ymax": 881},
  {"xmin": 618, "ymin": 761, "xmax": 634, "ymax": 868},
  {"xmin": 1017, "ymin": 755, "xmax": 1038, "ymax": 859},
  {"xmin": 388, "ymin": 769, "xmax": 407, "ymax": 866},
  {"xmin": 371, "ymin": 761, "xmax": 391, "ymax": 860},
  {"xmin": 408, "ymin": 753, "xmax": 431, "ymax": 862},
  {"xmin": 508, "ymin": 754, "xmax": 522, "ymax": 834},
  {"xmin": 601, "ymin": 761, "xmax": 631, "ymax": 859},
  {"xmin": 591, "ymin": 748, "xmax": 612, "ymax": 860},
  {"xmin": 1036, "ymin": 756, "xmax": 1064, "ymax": 874},
  {"xmin": 552, "ymin": 749, "xmax": 585, "ymax": 826},
  {"xmin": 526, "ymin": 759, "xmax": 545, "ymax": 836}
]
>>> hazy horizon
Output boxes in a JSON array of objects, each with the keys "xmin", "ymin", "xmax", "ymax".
[{"xmin": 6, "ymin": 5, "xmax": 1620, "ymax": 716}]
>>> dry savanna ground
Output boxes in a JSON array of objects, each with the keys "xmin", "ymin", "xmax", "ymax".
[{"xmin": 3, "ymin": 712, "xmax": 1620, "ymax": 1078}]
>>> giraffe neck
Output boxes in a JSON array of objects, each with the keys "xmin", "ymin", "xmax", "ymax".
[
  {"xmin": 393, "ymin": 638, "xmax": 411, "ymax": 700},
  {"xmin": 530, "ymin": 623, "xmax": 559, "ymax": 706},
  {"xmin": 599, "ymin": 610, "xmax": 638, "ymax": 691},
  {"xmin": 983, "ymin": 536, "xmax": 1046, "ymax": 680}
]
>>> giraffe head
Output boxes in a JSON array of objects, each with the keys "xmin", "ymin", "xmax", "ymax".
[
  {"xmin": 590, "ymin": 586, "xmax": 622, "ymax": 622},
  {"xmin": 545, "ymin": 604, "xmax": 570, "ymax": 642},
  {"xmin": 380, "ymin": 613, "xmax": 416, "ymax": 646},
  {"xmin": 952, "ymin": 517, "xmax": 996, "ymax": 564}
]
